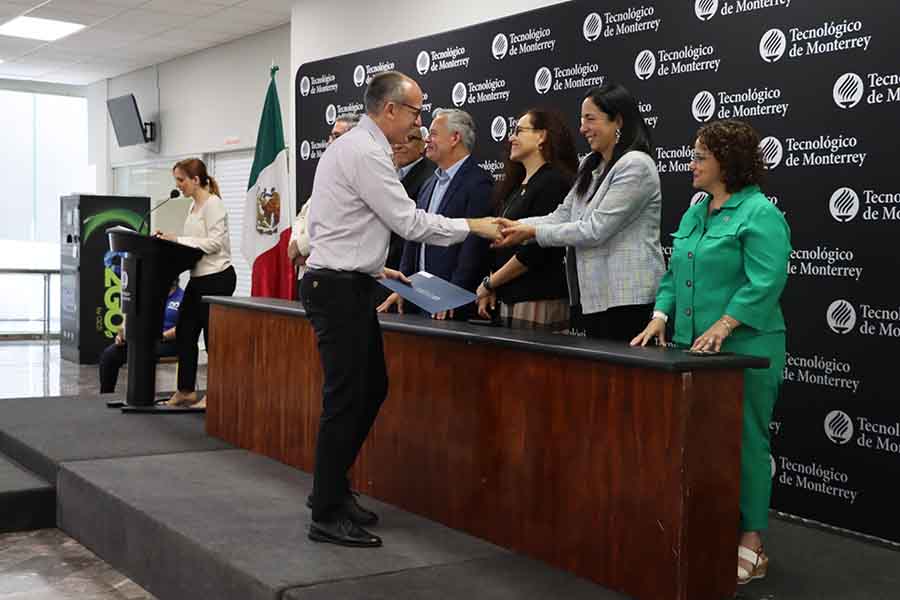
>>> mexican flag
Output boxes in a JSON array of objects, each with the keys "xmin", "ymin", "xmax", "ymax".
[{"xmin": 242, "ymin": 65, "xmax": 296, "ymax": 299}]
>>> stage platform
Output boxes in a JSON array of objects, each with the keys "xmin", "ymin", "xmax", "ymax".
[
  {"xmin": 0, "ymin": 453, "xmax": 54, "ymax": 534},
  {"xmin": 0, "ymin": 393, "xmax": 228, "ymax": 483},
  {"xmin": 1, "ymin": 394, "xmax": 898, "ymax": 599}
]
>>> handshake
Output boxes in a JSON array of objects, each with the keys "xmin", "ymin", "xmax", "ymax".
[{"xmin": 466, "ymin": 217, "xmax": 536, "ymax": 248}]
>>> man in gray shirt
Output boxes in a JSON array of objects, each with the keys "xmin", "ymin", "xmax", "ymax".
[{"xmin": 300, "ymin": 71, "xmax": 499, "ymax": 548}]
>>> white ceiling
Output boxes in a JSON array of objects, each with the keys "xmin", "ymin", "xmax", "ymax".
[{"xmin": 0, "ymin": 0, "xmax": 293, "ymax": 85}]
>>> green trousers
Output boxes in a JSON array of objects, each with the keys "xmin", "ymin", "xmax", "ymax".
[{"xmin": 722, "ymin": 332, "xmax": 785, "ymax": 532}]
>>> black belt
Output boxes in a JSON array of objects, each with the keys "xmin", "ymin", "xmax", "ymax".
[{"xmin": 306, "ymin": 268, "xmax": 374, "ymax": 282}]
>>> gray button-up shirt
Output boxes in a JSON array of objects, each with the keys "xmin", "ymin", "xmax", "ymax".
[{"xmin": 306, "ymin": 115, "xmax": 470, "ymax": 276}]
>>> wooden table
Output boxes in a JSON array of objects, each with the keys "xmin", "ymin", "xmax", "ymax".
[{"xmin": 205, "ymin": 296, "xmax": 767, "ymax": 600}]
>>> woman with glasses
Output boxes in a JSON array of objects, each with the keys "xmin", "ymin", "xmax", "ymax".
[
  {"xmin": 476, "ymin": 109, "xmax": 578, "ymax": 329},
  {"xmin": 631, "ymin": 119, "xmax": 791, "ymax": 586},
  {"xmin": 494, "ymin": 83, "xmax": 665, "ymax": 340}
]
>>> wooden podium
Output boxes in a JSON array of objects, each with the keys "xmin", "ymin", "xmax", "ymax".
[{"xmin": 204, "ymin": 297, "xmax": 768, "ymax": 600}]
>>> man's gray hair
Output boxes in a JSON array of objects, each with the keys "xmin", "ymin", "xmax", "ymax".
[
  {"xmin": 336, "ymin": 113, "xmax": 360, "ymax": 128},
  {"xmin": 364, "ymin": 71, "xmax": 412, "ymax": 115},
  {"xmin": 432, "ymin": 108, "xmax": 476, "ymax": 152}
]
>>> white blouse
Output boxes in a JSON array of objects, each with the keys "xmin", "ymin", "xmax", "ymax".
[{"xmin": 177, "ymin": 194, "xmax": 232, "ymax": 278}]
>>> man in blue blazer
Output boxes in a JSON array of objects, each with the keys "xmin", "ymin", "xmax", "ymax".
[{"xmin": 377, "ymin": 108, "xmax": 493, "ymax": 319}]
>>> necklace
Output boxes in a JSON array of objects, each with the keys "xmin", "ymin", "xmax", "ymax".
[{"xmin": 501, "ymin": 185, "xmax": 526, "ymax": 218}]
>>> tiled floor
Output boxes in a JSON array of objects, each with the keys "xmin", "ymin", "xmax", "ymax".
[
  {"xmin": 0, "ymin": 530, "xmax": 154, "ymax": 600},
  {"xmin": 0, "ymin": 341, "xmax": 205, "ymax": 400},
  {"xmin": 0, "ymin": 340, "xmax": 207, "ymax": 599}
]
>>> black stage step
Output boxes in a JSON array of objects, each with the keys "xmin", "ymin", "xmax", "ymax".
[
  {"xmin": 0, "ymin": 394, "xmax": 231, "ymax": 482},
  {"xmin": 58, "ymin": 450, "xmax": 613, "ymax": 600},
  {"xmin": 3, "ymin": 395, "xmax": 899, "ymax": 600},
  {"xmin": 0, "ymin": 453, "xmax": 55, "ymax": 533}
]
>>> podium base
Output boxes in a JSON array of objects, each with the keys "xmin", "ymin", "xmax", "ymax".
[
  {"xmin": 121, "ymin": 403, "xmax": 205, "ymax": 414},
  {"xmin": 110, "ymin": 392, "xmax": 206, "ymax": 413},
  {"xmin": 106, "ymin": 392, "xmax": 174, "ymax": 409}
]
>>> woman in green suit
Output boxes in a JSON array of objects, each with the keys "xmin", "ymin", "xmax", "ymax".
[{"xmin": 631, "ymin": 119, "xmax": 791, "ymax": 586}]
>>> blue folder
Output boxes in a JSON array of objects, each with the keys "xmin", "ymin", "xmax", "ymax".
[{"xmin": 378, "ymin": 271, "xmax": 476, "ymax": 314}]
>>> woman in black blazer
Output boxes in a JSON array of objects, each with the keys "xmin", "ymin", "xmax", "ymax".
[{"xmin": 476, "ymin": 108, "xmax": 578, "ymax": 328}]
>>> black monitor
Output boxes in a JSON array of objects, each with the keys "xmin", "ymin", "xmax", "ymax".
[{"xmin": 107, "ymin": 94, "xmax": 152, "ymax": 146}]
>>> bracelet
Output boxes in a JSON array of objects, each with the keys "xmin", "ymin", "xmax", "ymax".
[
  {"xmin": 718, "ymin": 318, "xmax": 733, "ymax": 334},
  {"xmin": 652, "ymin": 310, "xmax": 668, "ymax": 323}
]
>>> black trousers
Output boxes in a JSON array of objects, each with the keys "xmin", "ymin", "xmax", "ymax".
[
  {"xmin": 573, "ymin": 303, "xmax": 653, "ymax": 342},
  {"xmin": 300, "ymin": 269, "xmax": 388, "ymax": 522},
  {"xmin": 177, "ymin": 266, "xmax": 236, "ymax": 392},
  {"xmin": 98, "ymin": 340, "xmax": 178, "ymax": 393}
]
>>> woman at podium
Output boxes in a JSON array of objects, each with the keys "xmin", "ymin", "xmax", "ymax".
[{"xmin": 154, "ymin": 158, "xmax": 236, "ymax": 408}]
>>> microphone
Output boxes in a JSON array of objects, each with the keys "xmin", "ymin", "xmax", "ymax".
[{"xmin": 138, "ymin": 189, "xmax": 180, "ymax": 234}]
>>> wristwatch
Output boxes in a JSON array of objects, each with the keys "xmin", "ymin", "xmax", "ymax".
[{"xmin": 482, "ymin": 275, "xmax": 493, "ymax": 291}]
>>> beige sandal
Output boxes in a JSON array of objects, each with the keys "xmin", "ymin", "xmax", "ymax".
[
  {"xmin": 166, "ymin": 391, "xmax": 197, "ymax": 407},
  {"xmin": 737, "ymin": 545, "xmax": 768, "ymax": 585}
]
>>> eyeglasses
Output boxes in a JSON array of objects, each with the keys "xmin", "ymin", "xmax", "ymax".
[
  {"xmin": 511, "ymin": 125, "xmax": 538, "ymax": 136},
  {"xmin": 405, "ymin": 135, "xmax": 423, "ymax": 143},
  {"xmin": 690, "ymin": 151, "xmax": 710, "ymax": 163},
  {"xmin": 398, "ymin": 102, "xmax": 423, "ymax": 119}
]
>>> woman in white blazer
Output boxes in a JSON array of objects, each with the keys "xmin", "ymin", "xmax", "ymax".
[
  {"xmin": 154, "ymin": 158, "xmax": 236, "ymax": 407},
  {"xmin": 494, "ymin": 83, "xmax": 665, "ymax": 340}
]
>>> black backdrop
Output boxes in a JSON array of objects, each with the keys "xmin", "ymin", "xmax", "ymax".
[{"xmin": 296, "ymin": 0, "xmax": 900, "ymax": 543}]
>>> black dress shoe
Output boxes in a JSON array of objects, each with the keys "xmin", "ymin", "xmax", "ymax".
[
  {"xmin": 308, "ymin": 516, "xmax": 382, "ymax": 548},
  {"xmin": 345, "ymin": 492, "xmax": 378, "ymax": 527},
  {"xmin": 306, "ymin": 492, "xmax": 379, "ymax": 527}
]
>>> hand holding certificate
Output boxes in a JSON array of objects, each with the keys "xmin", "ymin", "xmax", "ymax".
[{"xmin": 378, "ymin": 270, "xmax": 477, "ymax": 315}]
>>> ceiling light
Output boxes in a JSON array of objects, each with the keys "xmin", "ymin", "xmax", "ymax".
[{"xmin": 0, "ymin": 16, "xmax": 85, "ymax": 41}]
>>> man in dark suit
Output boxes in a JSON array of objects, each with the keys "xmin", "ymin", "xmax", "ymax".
[
  {"xmin": 396, "ymin": 126, "xmax": 435, "ymax": 199},
  {"xmin": 386, "ymin": 126, "xmax": 435, "ymax": 270},
  {"xmin": 377, "ymin": 108, "xmax": 493, "ymax": 319}
]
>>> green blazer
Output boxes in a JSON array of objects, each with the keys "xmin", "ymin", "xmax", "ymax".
[{"xmin": 655, "ymin": 185, "xmax": 791, "ymax": 346}]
